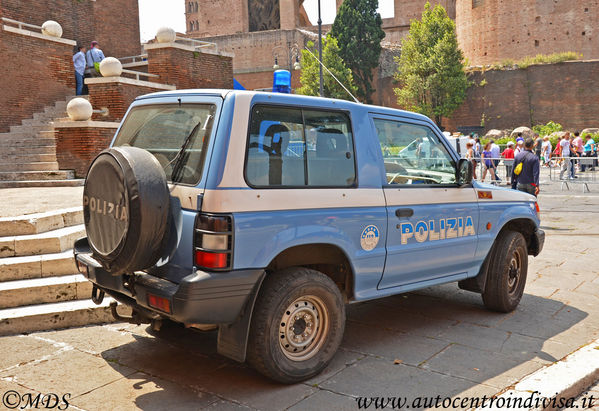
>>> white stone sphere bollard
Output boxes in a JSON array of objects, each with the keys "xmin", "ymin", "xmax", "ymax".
[
  {"xmin": 99, "ymin": 57, "xmax": 123, "ymax": 77},
  {"xmin": 41, "ymin": 20, "xmax": 63, "ymax": 38},
  {"xmin": 156, "ymin": 27, "xmax": 176, "ymax": 43},
  {"xmin": 67, "ymin": 98, "xmax": 93, "ymax": 121}
]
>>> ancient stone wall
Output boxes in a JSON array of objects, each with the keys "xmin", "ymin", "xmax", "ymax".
[
  {"xmin": 146, "ymin": 45, "xmax": 233, "ymax": 90},
  {"xmin": 0, "ymin": 22, "xmax": 74, "ymax": 133},
  {"xmin": 456, "ymin": 0, "xmax": 599, "ymax": 66},
  {"xmin": 1, "ymin": 0, "xmax": 140, "ymax": 57},
  {"xmin": 185, "ymin": 0, "xmax": 248, "ymax": 37},
  {"xmin": 443, "ymin": 60, "xmax": 599, "ymax": 132}
]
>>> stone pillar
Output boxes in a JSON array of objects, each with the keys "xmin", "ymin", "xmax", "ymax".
[
  {"xmin": 85, "ymin": 77, "xmax": 175, "ymax": 122},
  {"xmin": 145, "ymin": 43, "xmax": 234, "ymax": 90},
  {"xmin": 280, "ymin": 0, "xmax": 299, "ymax": 29},
  {"xmin": 54, "ymin": 121, "xmax": 120, "ymax": 177}
]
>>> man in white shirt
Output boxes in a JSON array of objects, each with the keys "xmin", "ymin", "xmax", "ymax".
[
  {"xmin": 559, "ymin": 132, "xmax": 573, "ymax": 180},
  {"xmin": 490, "ymin": 140, "xmax": 501, "ymax": 182}
]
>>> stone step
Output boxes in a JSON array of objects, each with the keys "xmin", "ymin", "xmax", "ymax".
[
  {"xmin": 0, "ymin": 170, "xmax": 75, "ymax": 181},
  {"xmin": 0, "ymin": 138, "xmax": 56, "ymax": 147},
  {"xmin": 0, "ymin": 224, "xmax": 86, "ymax": 258},
  {"xmin": 0, "ymin": 298, "xmax": 114, "ymax": 336},
  {"xmin": 0, "ymin": 207, "xmax": 82, "ymax": 236},
  {"xmin": 0, "ymin": 250, "xmax": 79, "ymax": 282},
  {"xmin": 9, "ymin": 125, "xmax": 54, "ymax": 134},
  {"xmin": 0, "ymin": 145, "xmax": 56, "ymax": 155},
  {"xmin": 0, "ymin": 179, "xmax": 84, "ymax": 188},
  {"xmin": 0, "ymin": 274, "xmax": 93, "ymax": 309},
  {"xmin": 0, "ymin": 153, "xmax": 56, "ymax": 163},
  {"xmin": 0, "ymin": 162, "xmax": 59, "ymax": 172}
]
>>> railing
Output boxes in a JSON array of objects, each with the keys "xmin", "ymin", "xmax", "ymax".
[
  {"xmin": 1, "ymin": 17, "xmax": 42, "ymax": 31},
  {"xmin": 174, "ymin": 36, "xmax": 218, "ymax": 52},
  {"xmin": 118, "ymin": 54, "xmax": 148, "ymax": 65},
  {"xmin": 121, "ymin": 69, "xmax": 159, "ymax": 82}
]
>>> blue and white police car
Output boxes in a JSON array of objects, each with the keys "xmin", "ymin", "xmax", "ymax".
[{"xmin": 75, "ymin": 90, "xmax": 544, "ymax": 383}]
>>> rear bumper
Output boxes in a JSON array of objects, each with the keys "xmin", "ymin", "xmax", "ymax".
[{"xmin": 74, "ymin": 240, "xmax": 264, "ymax": 324}]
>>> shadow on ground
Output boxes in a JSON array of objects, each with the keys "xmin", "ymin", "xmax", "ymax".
[{"xmin": 92, "ymin": 283, "xmax": 587, "ymax": 410}]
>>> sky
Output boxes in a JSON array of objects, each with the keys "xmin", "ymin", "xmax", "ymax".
[{"xmin": 138, "ymin": 0, "xmax": 394, "ymax": 42}]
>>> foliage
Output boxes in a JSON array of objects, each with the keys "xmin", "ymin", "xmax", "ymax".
[
  {"xmin": 297, "ymin": 36, "xmax": 358, "ymax": 101},
  {"xmin": 394, "ymin": 2, "xmax": 469, "ymax": 127},
  {"xmin": 489, "ymin": 52, "xmax": 582, "ymax": 70},
  {"xmin": 330, "ymin": 0, "xmax": 385, "ymax": 103},
  {"xmin": 532, "ymin": 121, "xmax": 563, "ymax": 137}
]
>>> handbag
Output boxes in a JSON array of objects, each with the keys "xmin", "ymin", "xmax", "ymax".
[{"xmin": 94, "ymin": 62, "xmax": 101, "ymax": 73}]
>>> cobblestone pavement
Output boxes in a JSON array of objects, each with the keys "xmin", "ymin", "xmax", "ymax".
[{"xmin": 1, "ymin": 175, "xmax": 599, "ymax": 410}]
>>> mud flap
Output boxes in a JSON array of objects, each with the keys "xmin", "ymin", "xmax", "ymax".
[{"xmin": 217, "ymin": 272, "xmax": 265, "ymax": 362}]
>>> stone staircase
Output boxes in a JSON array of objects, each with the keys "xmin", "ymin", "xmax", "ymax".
[
  {"xmin": 0, "ymin": 96, "xmax": 85, "ymax": 188},
  {"xmin": 0, "ymin": 208, "xmax": 114, "ymax": 335}
]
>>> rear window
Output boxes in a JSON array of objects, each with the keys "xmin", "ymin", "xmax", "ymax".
[
  {"xmin": 113, "ymin": 104, "xmax": 216, "ymax": 185},
  {"xmin": 246, "ymin": 105, "xmax": 356, "ymax": 187}
]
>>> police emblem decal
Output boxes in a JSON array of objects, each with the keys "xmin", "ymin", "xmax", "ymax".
[{"xmin": 360, "ymin": 225, "xmax": 380, "ymax": 251}]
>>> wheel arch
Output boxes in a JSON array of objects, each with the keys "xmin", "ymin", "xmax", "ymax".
[
  {"xmin": 265, "ymin": 243, "xmax": 355, "ymax": 302},
  {"xmin": 459, "ymin": 217, "xmax": 537, "ymax": 294}
]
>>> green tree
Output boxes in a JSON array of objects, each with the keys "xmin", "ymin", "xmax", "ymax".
[
  {"xmin": 394, "ymin": 2, "xmax": 468, "ymax": 127},
  {"xmin": 297, "ymin": 36, "xmax": 358, "ymax": 101},
  {"xmin": 330, "ymin": 0, "xmax": 385, "ymax": 103}
]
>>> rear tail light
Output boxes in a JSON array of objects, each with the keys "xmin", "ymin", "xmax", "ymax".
[
  {"xmin": 194, "ymin": 213, "xmax": 233, "ymax": 271},
  {"xmin": 535, "ymin": 202, "xmax": 540, "ymax": 213},
  {"xmin": 76, "ymin": 259, "xmax": 88, "ymax": 275}
]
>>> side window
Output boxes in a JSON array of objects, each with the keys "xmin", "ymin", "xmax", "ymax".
[
  {"xmin": 305, "ymin": 110, "xmax": 356, "ymax": 186},
  {"xmin": 373, "ymin": 118, "xmax": 456, "ymax": 185},
  {"xmin": 246, "ymin": 105, "xmax": 356, "ymax": 187}
]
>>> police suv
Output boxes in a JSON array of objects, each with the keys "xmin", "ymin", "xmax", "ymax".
[{"xmin": 74, "ymin": 90, "xmax": 544, "ymax": 383}]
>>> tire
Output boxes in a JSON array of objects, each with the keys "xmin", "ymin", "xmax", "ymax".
[
  {"xmin": 482, "ymin": 230, "xmax": 528, "ymax": 312},
  {"xmin": 247, "ymin": 267, "xmax": 345, "ymax": 383},
  {"xmin": 83, "ymin": 146, "xmax": 170, "ymax": 275}
]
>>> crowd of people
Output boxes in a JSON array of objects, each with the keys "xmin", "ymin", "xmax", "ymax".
[
  {"xmin": 464, "ymin": 131, "xmax": 598, "ymax": 196},
  {"xmin": 72, "ymin": 41, "xmax": 106, "ymax": 95}
]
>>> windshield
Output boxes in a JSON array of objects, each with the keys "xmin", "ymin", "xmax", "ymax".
[{"xmin": 113, "ymin": 104, "xmax": 216, "ymax": 185}]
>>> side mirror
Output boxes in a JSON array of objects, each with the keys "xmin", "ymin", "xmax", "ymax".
[{"xmin": 456, "ymin": 158, "xmax": 473, "ymax": 186}]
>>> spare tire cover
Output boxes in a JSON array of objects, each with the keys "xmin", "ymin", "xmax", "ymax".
[{"xmin": 83, "ymin": 146, "xmax": 170, "ymax": 275}]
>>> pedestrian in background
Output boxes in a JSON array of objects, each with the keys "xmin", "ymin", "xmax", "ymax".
[
  {"xmin": 481, "ymin": 142, "xmax": 497, "ymax": 183},
  {"xmin": 534, "ymin": 133, "xmax": 543, "ymax": 159},
  {"xmin": 86, "ymin": 41, "xmax": 105, "ymax": 77},
  {"xmin": 572, "ymin": 131, "xmax": 583, "ymax": 176},
  {"xmin": 541, "ymin": 136, "xmax": 552, "ymax": 167},
  {"xmin": 512, "ymin": 138, "xmax": 540, "ymax": 196},
  {"xmin": 583, "ymin": 134, "xmax": 596, "ymax": 171},
  {"xmin": 501, "ymin": 141, "xmax": 515, "ymax": 184},
  {"xmin": 466, "ymin": 141, "xmax": 477, "ymax": 180},
  {"xmin": 515, "ymin": 136, "xmax": 524, "ymax": 155},
  {"xmin": 559, "ymin": 132, "xmax": 573, "ymax": 180},
  {"xmin": 72, "ymin": 45, "xmax": 86, "ymax": 96},
  {"xmin": 490, "ymin": 139, "xmax": 501, "ymax": 182}
]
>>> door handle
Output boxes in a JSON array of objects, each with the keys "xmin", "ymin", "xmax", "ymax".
[{"xmin": 395, "ymin": 208, "xmax": 414, "ymax": 218}]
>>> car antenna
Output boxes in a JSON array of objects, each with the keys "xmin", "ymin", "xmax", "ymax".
[{"xmin": 303, "ymin": 46, "xmax": 361, "ymax": 104}]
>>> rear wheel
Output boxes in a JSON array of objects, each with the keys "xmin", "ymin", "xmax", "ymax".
[
  {"xmin": 482, "ymin": 231, "xmax": 528, "ymax": 312},
  {"xmin": 247, "ymin": 267, "xmax": 345, "ymax": 383}
]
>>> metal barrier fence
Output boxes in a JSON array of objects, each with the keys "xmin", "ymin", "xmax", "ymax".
[{"xmin": 464, "ymin": 155, "xmax": 598, "ymax": 191}]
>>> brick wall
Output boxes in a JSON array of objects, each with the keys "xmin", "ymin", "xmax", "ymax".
[
  {"xmin": 443, "ymin": 60, "xmax": 599, "ymax": 132},
  {"xmin": 0, "ymin": 25, "xmax": 74, "ymax": 132},
  {"xmin": 456, "ymin": 0, "xmax": 599, "ymax": 65},
  {"xmin": 54, "ymin": 124, "xmax": 117, "ymax": 177},
  {"xmin": 87, "ymin": 79, "xmax": 175, "ymax": 122},
  {"xmin": 1, "ymin": 0, "xmax": 140, "ymax": 57},
  {"xmin": 147, "ymin": 45, "xmax": 233, "ymax": 90}
]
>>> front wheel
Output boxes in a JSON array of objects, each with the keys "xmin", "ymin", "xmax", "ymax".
[
  {"xmin": 482, "ymin": 230, "xmax": 528, "ymax": 312},
  {"xmin": 247, "ymin": 267, "xmax": 345, "ymax": 383}
]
